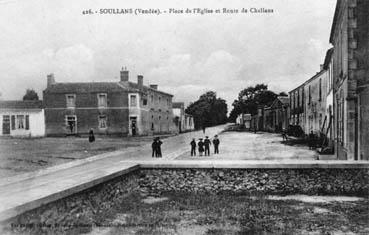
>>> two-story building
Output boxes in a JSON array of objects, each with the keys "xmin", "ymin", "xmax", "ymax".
[
  {"xmin": 172, "ymin": 102, "xmax": 195, "ymax": 133},
  {"xmin": 43, "ymin": 68, "xmax": 175, "ymax": 136},
  {"xmin": 304, "ymin": 67, "xmax": 329, "ymax": 136},
  {"xmin": 329, "ymin": 0, "xmax": 369, "ymax": 160},
  {"xmin": 289, "ymin": 84, "xmax": 305, "ymax": 133}
]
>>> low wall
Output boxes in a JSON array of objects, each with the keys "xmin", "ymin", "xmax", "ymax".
[
  {"xmin": 139, "ymin": 168, "xmax": 369, "ymax": 196},
  {"xmin": 5, "ymin": 171, "xmax": 140, "ymax": 234},
  {"xmin": 3, "ymin": 162, "xmax": 369, "ymax": 234}
]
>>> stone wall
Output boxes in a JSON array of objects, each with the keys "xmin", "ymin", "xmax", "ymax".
[
  {"xmin": 139, "ymin": 168, "xmax": 369, "ymax": 196},
  {"xmin": 4, "ymin": 171, "xmax": 140, "ymax": 234},
  {"xmin": 3, "ymin": 166, "xmax": 369, "ymax": 234}
]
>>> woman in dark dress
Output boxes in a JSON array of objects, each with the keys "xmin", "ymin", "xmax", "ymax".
[
  {"xmin": 88, "ymin": 128, "xmax": 95, "ymax": 143},
  {"xmin": 198, "ymin": 138, "xmax": 204, "ymax": 156}
]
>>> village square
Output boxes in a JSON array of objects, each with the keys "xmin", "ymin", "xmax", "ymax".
[{"xmin": 0, "ymin": 0, "xmax": 368, "ymax": 234}]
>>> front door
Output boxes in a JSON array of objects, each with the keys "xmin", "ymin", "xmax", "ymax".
[
  {"xmin": 2, "ymin": 115, "xmax": 10, "ymax": 135},
  {"xmin": 66, "ymin": 115, "xmax": 77, "ymax": 134}
]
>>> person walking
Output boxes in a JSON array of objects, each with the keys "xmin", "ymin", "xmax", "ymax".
[
  {"xmin": 212, "ymin": 135, "xmax": 220, "ymax": 154},
  {"xmin": 190, "ymin": 138, "xmax": 197, "ymax": 156},
  {"xmin": 151, "ymin": 138, "xmax": 157, "ymax": 158},
  {"xmin": 308, "ymin": 131, "xmax": 315, "ymax": 150},
  {"xmin": 282, "ymin": 129, "xmax": 288, "ymax": 142},
  {"xmin": 198, "ymin": 138, "xmax": 204, "ymax": 156},
  {"xmin": 156, "ymin": 137, "xmax": 163, "ymax": 158},
  {"xmin": 88, "ymin": 128, "xmax": 95, "ymax": 143},
  {"xmin": 204, "ymin": 136, "xmax": 211, "ymax": 156}
]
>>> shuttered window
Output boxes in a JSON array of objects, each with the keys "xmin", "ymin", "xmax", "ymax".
[
  {"xmin": 11, "ymin": 115, "xmax": 15, "ymax": 130},
  {"xmin": 25, "ymin": 115, "xmax": 29, "ymax": 130}
]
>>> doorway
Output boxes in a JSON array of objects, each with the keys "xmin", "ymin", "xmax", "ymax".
[
  {"xmin": 66, "ymin": 115, "xmax": 77, "ymax": 134},
  {"xmin": 130, "ymin": 116, "xmax": 137, "ymax": 136}
]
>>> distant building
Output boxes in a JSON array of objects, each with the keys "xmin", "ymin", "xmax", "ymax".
[
  {"xmin": 303, "ymin": 68, "xmax": 329, "ymax": 136},
  {"xmin": 43, "ymin": 68, "xmax": 176, "ymax": 136},
  {"xmin": 269, "ymin": 96, "xmax": 290, "ymax": 132},
  {"xmin": 289, "ymin": 84, "xmax": 305, "ymax": 133},
  {"xmin": 0, "ymin": 100, "xmax": 45, "ymax": 137},
  {"xmin": 236, "ymin": 113, "xmax": 252, "ymax": 130},
  {"xmin": 172, "ymin": 102, "xmax": 194, "ymax": 133},
  {"xmin": 329, "ymin": 0, "xmax": 369, "ymax": 160}
]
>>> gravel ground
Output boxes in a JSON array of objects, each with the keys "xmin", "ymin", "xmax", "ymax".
[
  {"xmin": 0, "ymin": 136, "xmax": 153, "ymax": 178},
  {"xmin": 177, "ymin": 131, "xmax": 319, "ymax": 160}
]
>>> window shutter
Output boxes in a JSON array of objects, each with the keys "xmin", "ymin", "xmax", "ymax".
[
  {"xmin": 25, "ymin": 115, "xmax": 30, "ymax": 130},
  {"xmin": 11, "ymin": 115, "xmax": 15, "ymax": 130}
]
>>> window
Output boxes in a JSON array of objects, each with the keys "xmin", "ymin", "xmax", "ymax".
[
  {"xmin": 98, "ymin": 93, "xmax": 107, "ymax": 107},
  {"xmin": 150, "ymin": 95, "xmax": 154, "ymax": 103},
  {"xmin": 143, "ymin": 98, "xmax": 148, "ymax": 106},
  {"xmin": 12, "ymin": 115, "xmax": 29, "ymax": 130},
  {"xmin": 130, "ymin": 95, "xmax": 137, "ymax": 107},
  {"xmin": 159, "ymin": 96, "xmax": 161, "ymax": 103},
  {"xmin": 66, "ymin": 94, "xmax": 76, "ymax": 108},
  {"xmin": 98, "ymin": 115, "xmax": 107, "ymax": 129}
]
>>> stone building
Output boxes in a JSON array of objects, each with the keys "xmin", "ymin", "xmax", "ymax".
[
  {"xmin": 323, "ymin": 48, "xmax": 335, "ymax": 149},
  {"xmin": 303, "ymin": 68, "xmax": 329, "ymax": 136},
  {"xmin": 289, "ymin": 84, "xmax": 305, "ymax": 133},
  {"xmin": 172, "ymin": 102, "xmax": 195, "ymax": 133},
  {"xmin": 0, "ymin": 100, "xmax": 45, "ymax": 137},
  {"xmin": 329, "ymin": 0, "xmax": 369, "ymax": 160},
  {"xmin": 43, "ymin": 68, "xmax": 175, "ymax": 136},
  {"xmin": 262, "ymin": 97, "xmax": 289, "ymax": 133}
]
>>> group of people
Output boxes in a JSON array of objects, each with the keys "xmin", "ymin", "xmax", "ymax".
[
  {"xmin": 190, "ymin": 135, "xmax": 220, "ymax": 156},
  {"xmin": 151, "ymin": 137, "xmax": 163, "ymax": 158}
]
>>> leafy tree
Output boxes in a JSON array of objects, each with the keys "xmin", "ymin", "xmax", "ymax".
[
  {"xmin": 185, "ymin": 91, "xmax": 227, "ymax": 129},
  {"xmin": 229, "ymin": 84, "xmax": 281, "ymax": 122},
  {"xmin": 23, "ymin": 89, "xmax": 39, "ymax": 101}
]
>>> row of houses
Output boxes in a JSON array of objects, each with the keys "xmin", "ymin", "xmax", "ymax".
[
  {"xmin": 0, "ymin": 67, "xmax": 194, "ymax": 137},
  {"xmin": 289, "ymin": 0, "xmax": 369, "ymax": 161},
  {"xmin": 246, "ymin": 0, "xmax": 368, "ymax": 161}
]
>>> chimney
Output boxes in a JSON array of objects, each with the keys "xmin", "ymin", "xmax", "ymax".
[
  {"xmin": 120, "ymin": 67, "xmax": 129, "ymax": 82},
  {"xmin": 320, "ymin": 64, "xmax": 324, "ymax": 71},
  {"xmin": 47, "ymin": 73, "xmax": 55, "ymax": 87},
  {"xmin": 150, "ymin": 84, "xmax": 158, "ymax": 90},
  {"xmin": 137, "ymin": 75, "xmax": 143, "ymax": 88}
]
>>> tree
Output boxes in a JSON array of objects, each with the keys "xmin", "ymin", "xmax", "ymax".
[
  {"xmin": 229, "ymin": 84, "xmax": 281, "ymax": 122},
  {"xmin": 185, "ymin": 91, "xmax": 228, "ymax": 129},
  {"xmin": 23, "ymin": 89, "xmax": 39, "ymax": 101}
]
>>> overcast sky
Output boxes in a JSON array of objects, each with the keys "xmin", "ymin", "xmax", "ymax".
[{"xmin": 0, "ymin": 0, "xmax": 336, "ymax": 110}]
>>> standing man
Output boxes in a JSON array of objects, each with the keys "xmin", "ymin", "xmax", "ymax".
[
  {"xmin": 204, "ymin": 136, "xmax": 211, "ymax": 156},
  {"xmin": 190, "ymin": 138, "xmax": 197, "ymax": 156},
  {"xmin": 156, "ymin": 137, "xmax": 163, "ymax": 158},
  {"xmin": 212, "ymin": 135, "xmax": 220, "ymax": 154},
  {"xmin": 151, "ymin": 137, "xmax": 157, "ymax": 158}
]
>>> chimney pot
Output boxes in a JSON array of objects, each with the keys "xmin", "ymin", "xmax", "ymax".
[
  {"xmin": 150, "ymin": 84, "xmax": 158, "ymax": 90},
  {"xmin": 137, "ymin": 75, "xmax": 143, "ymax": 88},
  {"xmin": 47, "ymin": 73, "xmax": 55, "ymax": 87},
  {"xmin": 120, "ymin": 67, "xmax": 129, "ymax": 82}
]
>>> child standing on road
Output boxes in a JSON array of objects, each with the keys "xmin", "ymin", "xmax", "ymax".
[
  {"xmin": 198, "ymin": 138, "xmax": 204, "ymax": 156},
  {"xmin": 190, "ymin": 138, "xmax": 197, "ymax": 156}
]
